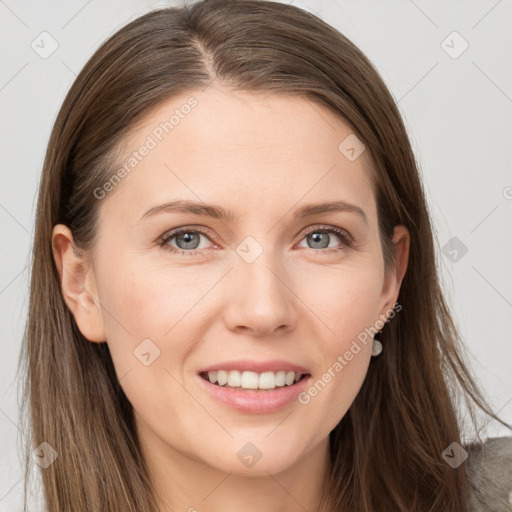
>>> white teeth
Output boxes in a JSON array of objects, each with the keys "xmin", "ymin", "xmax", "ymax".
[
  {"xmin": 258, "ymin": 371, "xmax": 276, "ymax": 390},
  {"xmin": 204, "ymin": 370, "xmax": 306, "ymax": 390},
  {"xmin": 275, "ymin": 370, "xmax": 286, "ymax": 386},
  {"xmin": 227, "ymin": 370, "xmax": 241, "ymax": 387},
  {"xmin": 241, "ymin": 371, "xmax": 259, "ymax": 389}
]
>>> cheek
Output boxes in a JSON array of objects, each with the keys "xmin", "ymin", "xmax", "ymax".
[
  {"xmin": 295, "ymin": 263, "xmax": 382, "ymax": 429},
  {"xmin": 301, "ymin": 261, "xmax": 384, "ymax": 339},
  {"xmin": 98, "ymin": 259, "xmax": 196, "ymax": 341},
  {"xmin": 95, "ymin": 265, "xmax": 196, "ymax": 423},
  {"xmin": 92, "ymin": 258, "xmax": 178, "ymax": 381},
  {"xmin": 299, "ymin": 328, "xmax": 373, "ymax": 440},
  {"xmin": 95, "ymin": 258, "xmax": 220, "ymax": 391}
]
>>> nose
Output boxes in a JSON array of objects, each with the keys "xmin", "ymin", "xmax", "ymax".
[{"xmin": 222, "ymin": 252, "xmax": 297, "ymax": 337}]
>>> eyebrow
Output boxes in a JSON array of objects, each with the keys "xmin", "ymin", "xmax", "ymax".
[{"xmin": 139, "ymin": 199, "xmax": 368, "ymax": 225}]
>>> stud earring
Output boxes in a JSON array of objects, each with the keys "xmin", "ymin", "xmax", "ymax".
[{"xmin": 371, "ymin": 331, "xmax": 383, "ymax": 357}]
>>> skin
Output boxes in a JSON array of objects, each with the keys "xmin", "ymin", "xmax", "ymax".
[{"xmin": 52, "ymin": 84, "xmax": 409, "ymax": 512}]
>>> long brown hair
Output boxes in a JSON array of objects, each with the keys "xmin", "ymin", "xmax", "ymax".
[{"xmin": 18, "ymin": 0, "xmax": 509, "ymax": 510}]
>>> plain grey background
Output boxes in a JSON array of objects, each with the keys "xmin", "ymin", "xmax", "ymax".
[{"xmin": 1, "ymin": 0, "xmax": 511, "ymax": 509}]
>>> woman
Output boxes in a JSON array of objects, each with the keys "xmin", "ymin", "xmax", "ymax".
[{"xmin": 18, "ymin": 0, "xmax": 511, "ymax": 510}]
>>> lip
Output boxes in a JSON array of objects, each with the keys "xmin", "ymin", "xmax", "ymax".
[
  {"xmin": 198, "ymin": 359, "xmax": 310, "ymax": 374},
  {"xmin": 197, "ymin": 373, "xmax": 311, "ymax": 414}
]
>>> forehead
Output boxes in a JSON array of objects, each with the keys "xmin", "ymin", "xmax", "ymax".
[{"xmin": 101, "ymin": 85, "xmax": 376, "ymax": 225}]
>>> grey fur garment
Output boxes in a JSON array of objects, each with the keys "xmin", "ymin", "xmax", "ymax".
[{"xmin": 466, "ymin": 437, "xmax": 512, "ymax": 511}]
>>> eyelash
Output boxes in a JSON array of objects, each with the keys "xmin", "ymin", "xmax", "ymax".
[{"xmin": 157, "ymin": 224, "xmax": 353, "ymax": 257}]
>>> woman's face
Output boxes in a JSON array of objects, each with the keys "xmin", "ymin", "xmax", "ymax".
[{"xmin": 55, "ymin": 85, "xmax": 408, "ymax": 478}]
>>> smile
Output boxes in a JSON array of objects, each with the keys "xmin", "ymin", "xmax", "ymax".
[
  {"xmin": 200, "ymin": 370, "xmax": 309, "ymax": 390},
  {"xmin": 197, "ymin": 371, "xmax": 312, "ymax": 414}
]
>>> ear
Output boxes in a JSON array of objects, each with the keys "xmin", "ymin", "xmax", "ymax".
[
  {"xmin": 51, "ymin": 224, "xmax": 106, "ymax": 343},
  {"xmin": 378, "ymin": 224, "xmax": 410, "ymax": 319}
]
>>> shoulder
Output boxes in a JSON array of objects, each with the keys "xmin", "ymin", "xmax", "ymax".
[{"xmin": 465, "ymin": 436, "xmax": 512, "ymax": 511}]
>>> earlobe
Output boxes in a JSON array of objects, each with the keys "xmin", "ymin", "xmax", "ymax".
[{"xmin": 51, "ymin": 224, "xmax": 106, "ymax": 343}]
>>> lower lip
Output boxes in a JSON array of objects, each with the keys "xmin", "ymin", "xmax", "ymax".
[{"xmin": 197, "ymin": 374, "xmax": 311, "ymax": 414}]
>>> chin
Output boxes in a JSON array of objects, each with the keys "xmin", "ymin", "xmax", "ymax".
[{"xmin": 200, "ymin": 440, "xmax": 306, "ymax": 476}]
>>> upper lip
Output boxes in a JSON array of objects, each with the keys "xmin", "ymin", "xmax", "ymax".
[{"xmin": 199, "ymin": 359, "xmax": 310, "ymax": 374}]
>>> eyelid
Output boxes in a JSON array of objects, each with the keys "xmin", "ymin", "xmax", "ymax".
[
  {"xmin": 157, "ymin": 225, "xmax": 217, "ymax": 249},
  {"xmin": 300, "ymin": 224, "xmax": 353, "ymax": 243},
  {"xmin": 157, "ymin": 223, "xmax": 353, "ymax": 255}
]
